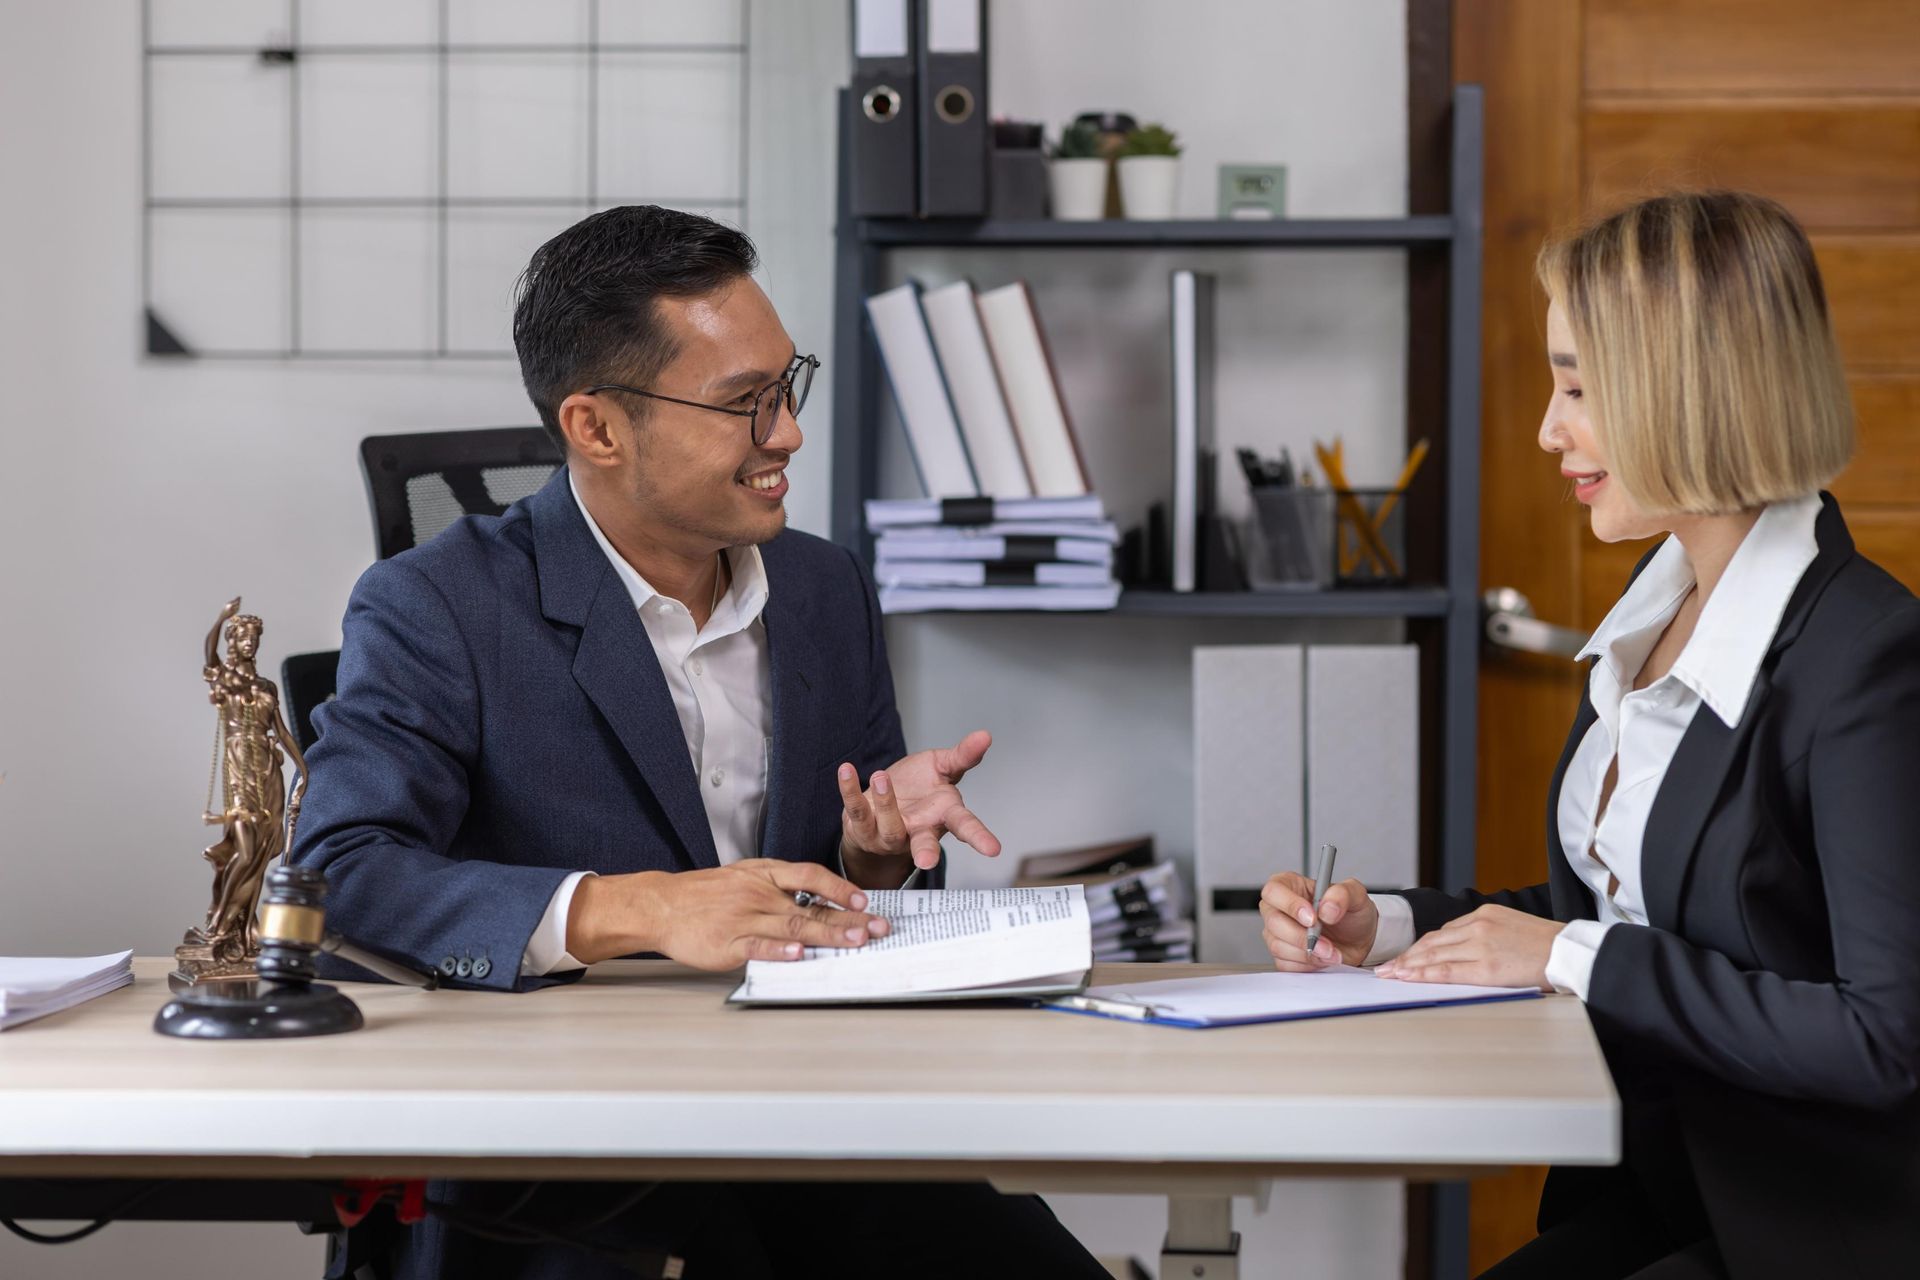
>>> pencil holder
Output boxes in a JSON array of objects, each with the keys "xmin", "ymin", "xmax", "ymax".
[
  {"xmin": 1332, "ymin": 488, "xmax": 1408, "ymax": 587},
  {"xmin": 1246, "ymin": 487, "xmax": 1336, "ymax": 589}
]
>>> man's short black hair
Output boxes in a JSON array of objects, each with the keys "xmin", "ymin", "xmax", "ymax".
[{"xmin": 512, "ymin": 205, "xmax": 760, "ymax": 451}]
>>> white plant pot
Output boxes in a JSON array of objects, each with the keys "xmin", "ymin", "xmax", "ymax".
[
  {"xmin": 1118, "ymin": 155, "xmax": 1180, "ymax": 219},
  {"xmin": 1048, "ymin": 157, "xmax": 1109, "ymax": 221}
]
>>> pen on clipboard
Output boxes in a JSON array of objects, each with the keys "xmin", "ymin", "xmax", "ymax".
[
  {"xmin": 1302, "ymin": 842, "xmax": 1338, "ymax": 959},
  {"xmin": 1049, "ymin": 993, "xmax": 1162, "ymax": 1021}
]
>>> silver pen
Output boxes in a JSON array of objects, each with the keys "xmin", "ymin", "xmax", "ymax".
[{"xmin": 1302, "ymin": 843, "xmax": 1338, "ymax": 959}]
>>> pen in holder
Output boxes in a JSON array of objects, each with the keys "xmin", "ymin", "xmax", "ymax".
[
  {"xmin": 1246, "ymin": 485, "xmax": 1336, "ymax": 590},
  {"xmin": 1332, "ymin": 487, "xmax": 1408, "ymax": 587}
]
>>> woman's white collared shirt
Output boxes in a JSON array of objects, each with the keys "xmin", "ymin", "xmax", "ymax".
[{"xmin": 1368, "ymin": 493, "xmax": 1822, "ymax": 999}]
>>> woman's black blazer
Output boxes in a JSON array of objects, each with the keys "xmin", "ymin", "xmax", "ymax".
[{"xmin": 1400, "ymin": 495, "xmax": 1920, "ymax": 1277}]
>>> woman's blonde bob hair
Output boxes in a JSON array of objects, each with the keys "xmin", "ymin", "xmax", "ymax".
[{"xmin": 1536, "ymin": 191, "xmax": 1854, "ymax": 515}]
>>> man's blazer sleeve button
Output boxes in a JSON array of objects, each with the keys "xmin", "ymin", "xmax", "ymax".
[
  {"xmin": 472, "ymin": 957, "xmax": 492, "ymax": 980},
  {"xmin": 456, "ymin": 957, "xmax": 473, "ymax": 979},
  {"xmin": 439, "ymin": 956, "xmax": 459, "ymax": 977}
]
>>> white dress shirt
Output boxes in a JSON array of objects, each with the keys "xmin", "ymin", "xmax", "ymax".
[
  {"xmin": 1367, "ymin": 494, "xmax": 1822, "ymax": 998},
  {"xmin": 519, "ymin": 477, "xmax": 773, "ymax": 976}
]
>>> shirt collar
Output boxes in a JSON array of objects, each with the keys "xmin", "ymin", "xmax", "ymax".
[
  {"xmin": 1578, "ymin": 493, "xmax": 1821, "ymax": 727},
  {"xmin": 569, "ymin": 472, "xmax": 769, "ymax": 636}
]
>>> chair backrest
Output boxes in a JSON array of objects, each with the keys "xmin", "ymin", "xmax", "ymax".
[
  {"xmin": 358, "ymin": 427, "xmax": 563, "ymax": 561},
  {"xmin": 280, "ymin": 649, "xmax": 340, "ymax": 753}
]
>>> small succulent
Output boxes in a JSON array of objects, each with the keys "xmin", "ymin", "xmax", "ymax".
[
  {"xmin": 1119, "ymin": 124, "xmax": 1182, "ymax": 158},
  {"xmin": 1050, "ymin": 121, "xmax": 1102, "ymax": 161}
]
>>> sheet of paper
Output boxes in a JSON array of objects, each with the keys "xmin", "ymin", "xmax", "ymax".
[
  {"xmin": 1081, "ymin": 966, "xmax": 1535, "ymax": 1025},
  {"xmin": 740, "ymin": 886, "xmax": 1090, "ymax": 1000}
]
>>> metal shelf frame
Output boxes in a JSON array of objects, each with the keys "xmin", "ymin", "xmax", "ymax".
[{"xmin": 830, "ymin": 83, "xmax": 1484, "ymax": 1280}]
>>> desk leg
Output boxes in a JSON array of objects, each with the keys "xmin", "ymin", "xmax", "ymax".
[{"xmin": 1162, "ymin": 1195, "xmax": 1239, "ymax": 1280}]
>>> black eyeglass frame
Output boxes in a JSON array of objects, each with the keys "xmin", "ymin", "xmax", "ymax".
[{"xmin": 583, "ymin": 353, "xmax": 819, "ymax": 447}]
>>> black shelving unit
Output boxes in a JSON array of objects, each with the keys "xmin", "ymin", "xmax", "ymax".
[{"xmin": 830, "ymin": 84, "xmax": 1483, "ymax": 1280}]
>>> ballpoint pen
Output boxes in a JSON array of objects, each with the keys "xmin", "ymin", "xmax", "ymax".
[{"xmin": 1302, "ymin": 842, "xmax": 1338, "ymax": 960}]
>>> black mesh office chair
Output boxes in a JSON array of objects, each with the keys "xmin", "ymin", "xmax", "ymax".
[
  {"xmin": 282, "ymin": 428, "xmax": 565, "ymax": 750},
  {"xmin": 358, "ymin": 426, "xmax": 563, "ymax": 560}
]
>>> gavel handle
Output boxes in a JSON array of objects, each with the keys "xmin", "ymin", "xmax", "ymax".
[{"xmin": 318, "ymin": 934, "xmax": 442, "ymax": 990}]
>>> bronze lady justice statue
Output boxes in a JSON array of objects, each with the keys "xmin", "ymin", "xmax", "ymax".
[{"xmin": 173, "ymin": 597, "xmax": 308, "ymax": 985}]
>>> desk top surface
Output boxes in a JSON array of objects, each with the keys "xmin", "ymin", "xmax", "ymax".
[{"xmin": 0, "ymin": 960, "xmax": 1618, "ymax": 1172}]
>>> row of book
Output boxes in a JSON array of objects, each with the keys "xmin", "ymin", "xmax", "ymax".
[
  {"xmin": 866, "ymin": 278, "xmax": 1092, "ymax": 502},
  {"xmin": 865, "ymin": 494, "xmax": 1121, "ymax": 612},
  {"xmin": 1014, "ymin": 836, "xmax": 1192, "ymax": 963}
]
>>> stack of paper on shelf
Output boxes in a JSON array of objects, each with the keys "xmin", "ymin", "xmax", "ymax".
[
  {"xmin": 1014, "ymin": 838, "xmax": 1193, "ymax": 963},
  {"xmin": 866, "ymin": 278, "xmax": 1116, "ymax": 611},
  {"xmin": 0, "ymin": 951, "xmax": 134, "ymax": 1030},
  {"xmin": 865, "ymin": 496, "xmax": 1121, "ymax": 612},
  {"xmin": 1085, "ymin": 864, "xmax": 1193, "ymax": 963}
]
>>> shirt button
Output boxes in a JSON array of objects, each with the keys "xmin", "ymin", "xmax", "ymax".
[
  {"xmin": 710, "ymin": 768, "xmax": 725, "ymax": 787},
  {"xmin": 690, "ymin": 659, "xmax": 704, "ymax": 676}
]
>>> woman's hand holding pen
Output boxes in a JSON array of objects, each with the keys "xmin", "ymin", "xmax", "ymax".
[
  {"xmin": 1375, "ymin": 904, "xmax": 1563, "ymax": 989},
  {"xmin": 1260, "ymin": 873, "xmax": 1379, "ymax": 970}
]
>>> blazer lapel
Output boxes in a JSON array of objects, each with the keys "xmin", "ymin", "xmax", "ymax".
[
  {"xmin": 1637, "ymin": 678, "xmax": 1763, "ymax": 931},
  {"xmin": 759, "ymin": 578, "xmax": 825, "ymax": 863},
  {"xmin": 1638, "ymin": 493, "xmax": 1855, "ymax": 928},
  {"xmin": 573, "ymin": 578, "xmax": 720, "ymax": 870},
  {"xmin": 529, "ymin": 470, "xmax": 719, "ymax": 871}
]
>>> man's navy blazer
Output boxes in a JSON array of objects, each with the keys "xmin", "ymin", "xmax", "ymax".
[{"xmin": 291, "ymin": 468, "xmax": 907, "ymax": 991}]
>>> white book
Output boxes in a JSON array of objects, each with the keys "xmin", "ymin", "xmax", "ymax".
[
  {"xmin": 866, "ymin": 283, "xmax": 979, "ymax": 498},
  {"xmin": 0, "ymin": 951, "xmax": 135, "ymax": 1031},
  {"xmin": 730, "ymin": 887, "xmax": 1091, "ymax": 1004},
  {"xmin": 872, "ymin": 534, "xmax": 1114, "ymax": 564},
  {"xmin": 920, "ymin": 280, "xmax": 1033, "ymax": 498},
  {"xmin": 876, "ymin": 519, "xmax": 1121, "ymax": 545},
  {"xmin": 976, "ymin": 281, "xmax": 1089, "ymax": 498},
  {"xmin": 879, "ymin": 583, "xmax": 1122, "ymax": 613},
  {"xmin": 1171, "ymin": 270, "xmax": 1217, "ymax": 592},
  {"xmin": 864, "ymin": 495, "xmax": 1106, "ymax": 529},
  {"xmin": 873, "ymin": 560, "xmax": 1114, "ymax": 588}
]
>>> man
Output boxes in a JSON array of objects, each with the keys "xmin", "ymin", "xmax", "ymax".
[{"xmin": 292, "ymin": 206, "xmax": 1108, "ymax": 1279}]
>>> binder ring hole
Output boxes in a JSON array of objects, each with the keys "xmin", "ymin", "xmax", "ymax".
[
  {"xmin": 936, "ymin": 86, "xmax": 974, "ymax": 124},
  {"xmin": 862, "ymin": 86, "xmax": 902, "ymax": 124}
]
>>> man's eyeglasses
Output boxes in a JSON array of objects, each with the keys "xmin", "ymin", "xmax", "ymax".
[{"xmin": 584, "ymin": 354, "xmax": 819, "ymax": 448}]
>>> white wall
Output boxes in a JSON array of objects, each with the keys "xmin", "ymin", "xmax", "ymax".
[{"xmin": 1, "ymin": 2, "xmax": 1413, "ymax": 1276}]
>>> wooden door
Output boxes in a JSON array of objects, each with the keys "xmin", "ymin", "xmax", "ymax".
[{"xmin": 1456, "ymin": 0, "xmax": 1920, "ymax": 1270}]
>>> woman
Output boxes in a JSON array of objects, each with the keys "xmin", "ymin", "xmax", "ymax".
[{"xmin": 1260, "ymin": 191, "xmax": 1920, "ymax": 1279}]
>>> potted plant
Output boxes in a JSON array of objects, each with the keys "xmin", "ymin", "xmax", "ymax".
[
  {"xmin": 1117, "ymin": 123, "xmax": 1182, "ymax": 219},
  {"xmin": 1048, "ymin": 122, "xmax": 1107, "ymax": 221}
]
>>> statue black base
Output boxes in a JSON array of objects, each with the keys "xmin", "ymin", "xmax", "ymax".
[{"xmin": 153, "ymin": 978, "xmax": 364, "ymax": 1039}]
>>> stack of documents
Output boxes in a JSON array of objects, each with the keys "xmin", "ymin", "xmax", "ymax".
[
  {"xmin": 865, "ymin": 496, "xmax": 1122, "ymax": 613},
  {"xmin": 0, "ymin": 950, "xmax": 134, "ymax": 1030},
  {"xmin": 1087, "ymin": 864, "xmax": 1192, "ymax": 963},
  {"xmin": 730, "ymin": 886, "xmax": 1092, "ymax": 1005}
]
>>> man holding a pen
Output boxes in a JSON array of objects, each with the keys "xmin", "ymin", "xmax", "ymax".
[{"xmin": 292, "ymin": 206, "xmax": 1109, "ymax": 1279}]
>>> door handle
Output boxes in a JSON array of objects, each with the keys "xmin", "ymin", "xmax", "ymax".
[{"xmin": 1482, "ymin": 587, "xmax": 1588, "ymax": 659}]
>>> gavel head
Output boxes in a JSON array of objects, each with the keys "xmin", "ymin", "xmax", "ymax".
[{"xmin": 256, "ymin": 864, "xmax": 328, "ymax": 987}]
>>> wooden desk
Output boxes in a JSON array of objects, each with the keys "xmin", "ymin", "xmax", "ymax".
[{"xmin": 0, "ymin": 959, "xmax": 1618, "ymax": 1275}]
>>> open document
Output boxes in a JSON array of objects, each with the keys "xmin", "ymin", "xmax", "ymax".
[{"xmin": 730, "ymin": 886, "xmax": 1092, "ymax": 1005}]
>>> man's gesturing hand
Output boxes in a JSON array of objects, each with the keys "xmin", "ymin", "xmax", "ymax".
[
  {"xmin": 1259, "ymin": 872, "xmax": 1380, "ymax": 971},
  {"xmin": 566, "ymin": 860, "xmax": 890, "ymax": 971},
  {"xmin": 837, "ymin": 729, "xmax": 1002, "ymax": 883}
]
